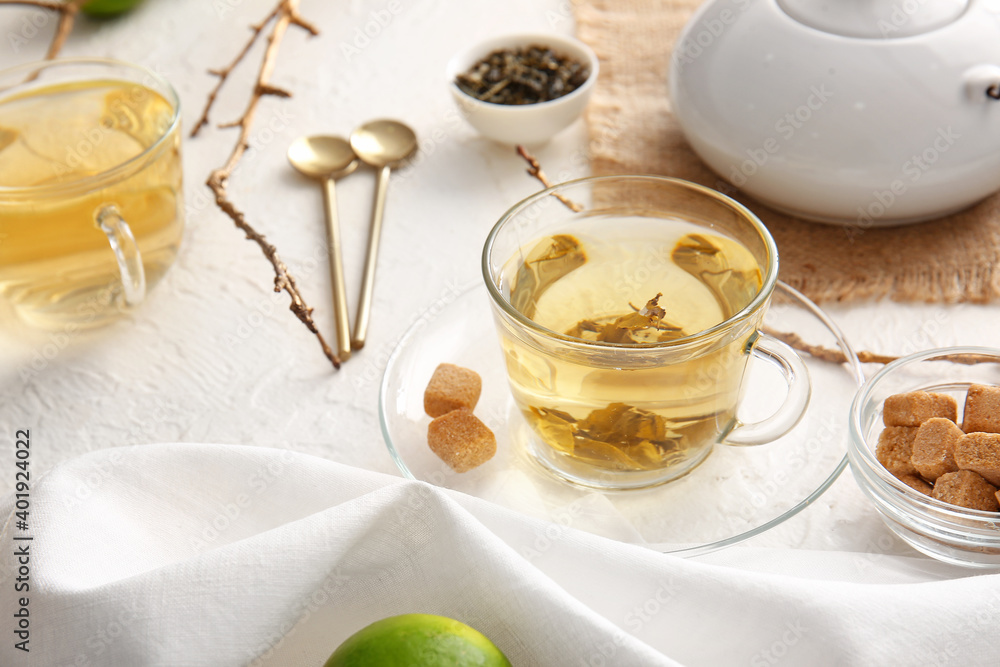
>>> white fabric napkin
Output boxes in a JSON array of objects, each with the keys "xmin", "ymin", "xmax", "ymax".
[{"xmin": 2, "ymin": 443, "xmax": 999, "ymax": 666}]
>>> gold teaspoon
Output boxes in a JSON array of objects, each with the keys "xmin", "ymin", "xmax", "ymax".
[
  {"xmin": 287, "ymin": 135, "xmax": 359, "ymax": 362},
  {"xmin": 349, "ymin": 119, "xmax": 418, "ymax": 350}
]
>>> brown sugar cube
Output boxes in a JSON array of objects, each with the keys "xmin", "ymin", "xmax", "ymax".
[
  {"xmin": 911, "ymin": 418, "xmax": 962, "ymax": 482},
  {"xmin": 962, "ymin": 384, "xmax": 1000, "ymax": 434},
  {"xmin": 954, "ymin": 432, "xmax": 1000, "ymax": 486},
  {"xmin": 882, "ymin": 392, "xmax": 957, "ymax": 427},
  {"xmin": 427, "ymin": 408, "xmax": 496, "ymax": 473},
  {"xmin": 898, "ymin": 474, "xmax": 933, "ymax": 496},
  {"xmin": 423, "ymin": 363, "xmax": 482, "ymax": 418},
  {"xmin": 931, "ymin": 470, "xmax": 1000, "ymax": 512},
  {"xmin": 875, "ymin": 426, "xmax": 919, "ymax": 478}
]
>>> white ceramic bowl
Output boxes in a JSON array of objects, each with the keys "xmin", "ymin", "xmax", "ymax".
[
  {"xmin": 446, "ymin": 33, "xmax": 598, "ymax": 145},
  {"xmin": 669, "ymin": 0, "xmax": 1000, "ymax": 226}
]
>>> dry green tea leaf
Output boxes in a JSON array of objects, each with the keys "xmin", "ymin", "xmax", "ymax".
[{"xmin": 455, "ymin": 45, "xmax": 590, "ymax": 105}]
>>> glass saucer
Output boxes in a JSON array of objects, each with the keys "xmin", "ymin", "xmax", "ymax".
[{"xmin": 379, "ymin": 281, "xmax": 864, "ymax": 556}]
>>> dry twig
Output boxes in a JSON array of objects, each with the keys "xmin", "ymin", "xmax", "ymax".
[
  {"xmin": 765, "ymin": 330, "xmax": 996, "ymax": 367},
  {"xmin": 764, "ymin": 329, "xmax": 897, "ymax": 365},
  {"xmin": 1, "ymin": 0, "xmax": 85, "ymax": 61},
  {"xmin": 516, "ymin": 144, "xmax": 583, "ymax": 212},
  {"xmin": 193, "ymin": 0, "xmax": 339, "ymax": 368}
]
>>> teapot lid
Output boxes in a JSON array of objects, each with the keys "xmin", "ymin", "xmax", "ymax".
[{"xmin": 777, "ymin": 0, "xmax": 969, "ymax": 38}]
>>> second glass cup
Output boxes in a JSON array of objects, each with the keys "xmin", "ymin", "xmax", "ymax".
[
  {"xmin": 0, "ymin": 57, "xmax": 184, "ymax": 330},
  {"xmin": 483, "ymin": 175, "xmax": 810, "ymax": 490}
]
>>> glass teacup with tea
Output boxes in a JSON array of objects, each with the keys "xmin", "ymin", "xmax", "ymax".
[
  {"xmin": 483, "ymin": 175, "xmax": 810, "ymax": 490},
  {"xmin": 0, "ymin": 58, "xmax": 184, "ymax": 330}
]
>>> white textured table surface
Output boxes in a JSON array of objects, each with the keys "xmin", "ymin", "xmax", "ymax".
[{"xmin": 1, "ymin": 0, "xmax": 997, "ymax": 564}]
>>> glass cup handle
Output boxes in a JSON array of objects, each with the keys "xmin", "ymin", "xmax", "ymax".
[
  {"xmin": 725, "ymin": 333, "xmax": 811, "ymax": 447},
  {"xmin": 95, "ymin": 205, "xmax": 146, "ymax": 308}
]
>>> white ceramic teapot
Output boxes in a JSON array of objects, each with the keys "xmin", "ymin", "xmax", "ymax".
[{"xmin": 669, "ymin": 0, "xmax": 1000, "ymax": 226}]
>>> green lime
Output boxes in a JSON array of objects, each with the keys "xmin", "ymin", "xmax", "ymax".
[
  {"xmin": 324, "ymin": 613, "xmax": 512, "ymax": 667},
  {"xmin": 81, "ymin": 0, "xmax": 145, "ymax": 18}
]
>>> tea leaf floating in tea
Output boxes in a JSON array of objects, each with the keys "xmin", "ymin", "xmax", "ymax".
[
  {"xmin": 510, "ymin": 234, "xmax": 586, "ymax": 320},
  {"xmin": 102, "ymin": 87, "xmax": 172, "ymax": 148},
  {"xmin": 0, "ymin": 126, "xmax": 15, "ymax": 153},
  {"xmin": 637, "ymin": 293, "xmax": 666, "ymax": 320},
  {"xmin": 530, "ymin": 403, "xmax": 705, "ymax": 471},
  {"xmin": 566, "ymin": 293, "xmax": 687, "ymax": 344},
  {"xmin": 672, "ymin": 234, "xmax": 762, "ymax": 319}
]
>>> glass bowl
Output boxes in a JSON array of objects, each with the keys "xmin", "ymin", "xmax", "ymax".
[{"xmin": 848, "ymin": 346, "xmax": 1000, "ymax": 568}]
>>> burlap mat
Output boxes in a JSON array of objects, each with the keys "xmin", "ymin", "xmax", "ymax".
[{"xmin": 575, "ymin": 0, "xmax": 1000, "ymax": 303}]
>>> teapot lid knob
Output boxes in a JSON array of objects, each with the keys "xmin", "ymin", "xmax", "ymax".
[{"xmin": 776, "ymin": 0, "xmax": 968, "ymax": 38}]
